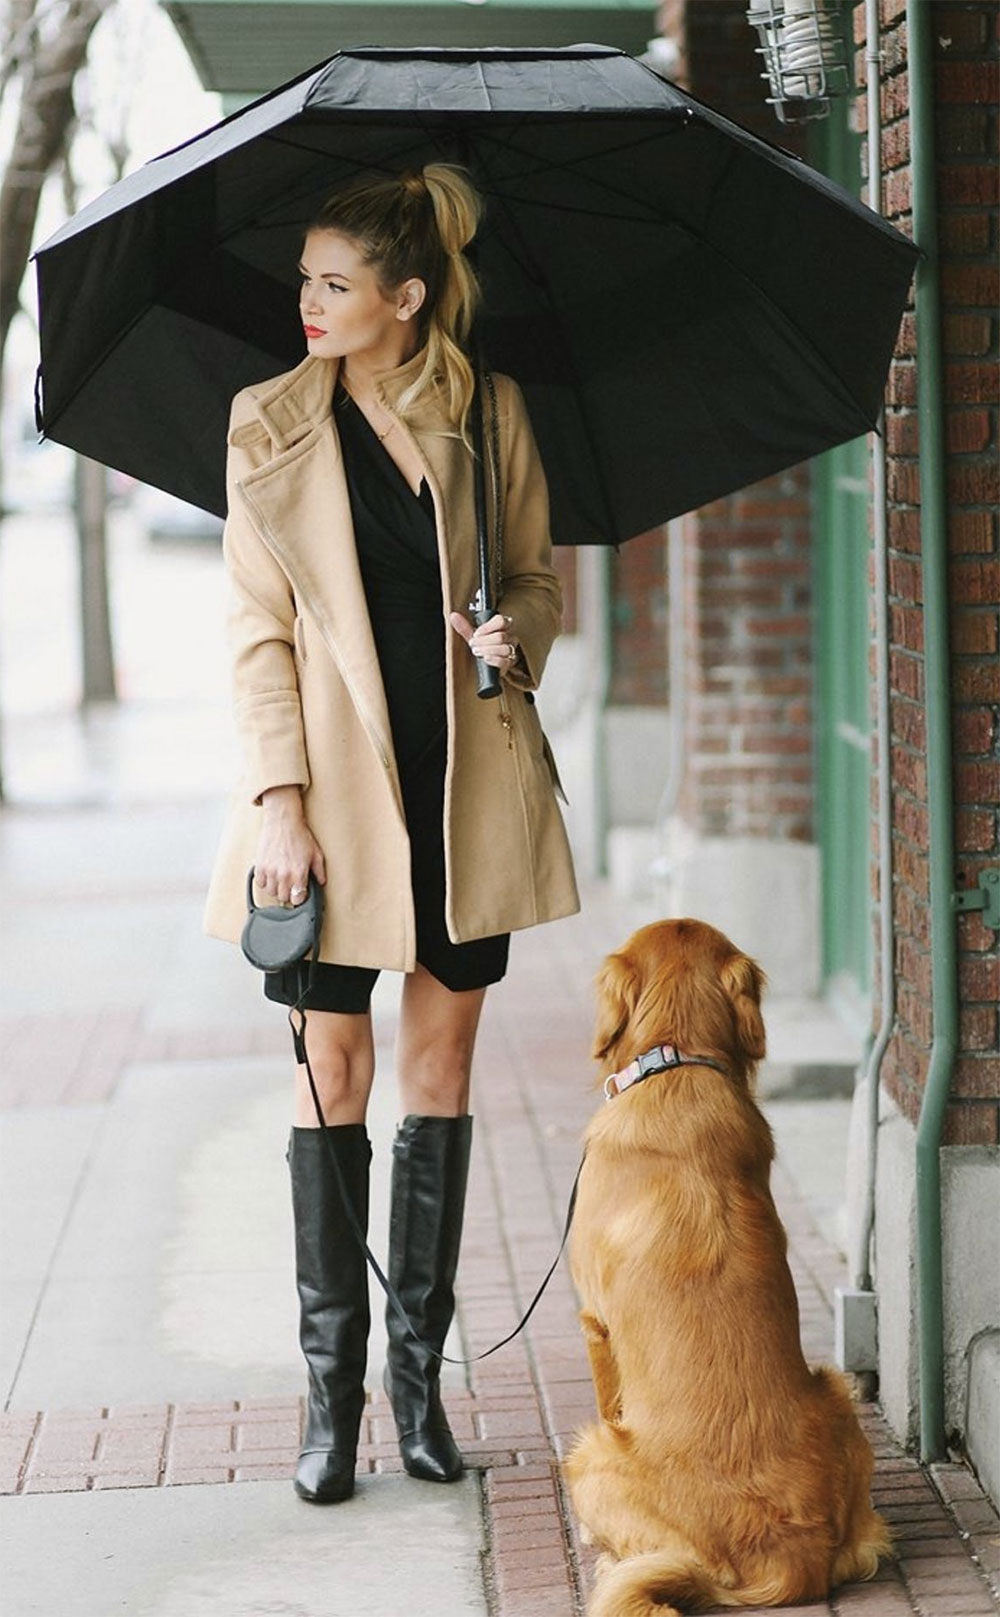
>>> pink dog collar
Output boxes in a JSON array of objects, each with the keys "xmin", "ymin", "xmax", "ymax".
[{"xmin": 604, "ymin": 1043, "xmax": 729, "ymax": 1101}]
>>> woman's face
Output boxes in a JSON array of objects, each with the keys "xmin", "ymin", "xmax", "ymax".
[{"xmin": 298, "ymin": 229, "xmax": 424, "ymax": 363}]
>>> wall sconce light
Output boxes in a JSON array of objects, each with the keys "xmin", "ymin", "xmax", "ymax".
[{"xmin": 746, "ymin": 0, "xmax": 852, "ymax": 123}]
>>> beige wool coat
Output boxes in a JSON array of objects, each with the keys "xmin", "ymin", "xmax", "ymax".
[{"xmin": 204, "ymin": 348, "xmax": 579, "ymax": 969}]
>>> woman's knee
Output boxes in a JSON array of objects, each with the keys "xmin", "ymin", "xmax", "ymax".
[
  {"xmin": 399, "ymin": 1036, "xmax": 474, "ymax": 1113},
  {"xmin": 293, "ymin": 1015, "xmax": 373, "ymax": 1119}
]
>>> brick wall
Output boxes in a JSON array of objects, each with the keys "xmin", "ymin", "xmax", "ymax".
[
  {"xmin": 656, "ymin": 0, "xmax": 817, "ymax": 841},
  {"xmin": 608, "ymin": 530, "xmax": 668, "ymax": 704},
  {"xmin": 854, "ymin": 0, "xmax": 999, "ymax": 1143},
  {"xmin": 678, "ymin": 477, "xmax": 815, "ymax": 840}
]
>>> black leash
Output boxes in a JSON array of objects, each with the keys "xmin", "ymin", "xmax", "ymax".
[{"xmin": 288, "ymin": 982, "xmax": 582, "ymax": 1366}]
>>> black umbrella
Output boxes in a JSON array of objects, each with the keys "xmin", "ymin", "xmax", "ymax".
[{"xmin": 34, "ymin": 43, "xmax": 918, "ymax": 546}]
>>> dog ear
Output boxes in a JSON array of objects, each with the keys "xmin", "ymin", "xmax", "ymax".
[
  {"xmin": 721, "ymin": 952, "xmax": 767, "ymax": 1063},
  {"xmin": 592, "ymin": 952, "xmax": 641, "ymax": 1062}
]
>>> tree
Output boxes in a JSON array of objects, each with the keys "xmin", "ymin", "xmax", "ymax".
[
  {"xmin": 0, "ymin": 0, "xmax": 117, "ymax": 795},
  {"xmin": 0, "ymin": 0, "xmax": 114, "ymax": 366}
]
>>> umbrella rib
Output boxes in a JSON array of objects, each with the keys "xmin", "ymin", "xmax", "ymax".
[
  {"xmin": 478, "ymin": 151, "xmax": 622, "ymax": 545},
  {"xmin": 470, "ymin": 125, "xmax": 869, "ymax": 418}
]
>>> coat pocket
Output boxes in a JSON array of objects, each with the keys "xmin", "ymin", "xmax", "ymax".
[{"xmin": 511, "ymin": 689, "xmax": 569, "ymax": 806}]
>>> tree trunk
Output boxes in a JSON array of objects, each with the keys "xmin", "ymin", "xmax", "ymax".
[
  {"xmin": 75, "ymin": 454, "xmax": 116, "ymax": 703},
  {"xmin": 0, "ymin": 0, "xmax": 116, "ymax": 795}
]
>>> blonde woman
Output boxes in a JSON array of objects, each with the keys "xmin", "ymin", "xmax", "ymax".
[{"xmin": 205, "ymin": 165, "xmax": 578, "ymax": 1503}]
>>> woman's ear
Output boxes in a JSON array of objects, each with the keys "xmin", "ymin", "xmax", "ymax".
[
  {"xmin": 592, "ymin": 952, "xmax": 640, "ymax": 1063},
  {"xmin": 396, "ymin": 276, "xmax": 426, "ymax": 321},
  {"xmin": 721, "ymin": 952, "xmax": 767, "ymax": 1064}
]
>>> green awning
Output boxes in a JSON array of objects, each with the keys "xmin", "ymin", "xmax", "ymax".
[{"xmin": 164, "ymin": 0, "xmax": 657, "ymax": 95}]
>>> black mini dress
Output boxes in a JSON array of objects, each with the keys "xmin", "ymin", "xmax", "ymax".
[{"xmin": 265, "ymin": 383, "xmax": 510, "ymax": 1014}]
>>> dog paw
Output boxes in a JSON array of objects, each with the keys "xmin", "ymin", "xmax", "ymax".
[{"xmin": 578, "ymin": 1522, "xmax": 594, "ymax": 1547}]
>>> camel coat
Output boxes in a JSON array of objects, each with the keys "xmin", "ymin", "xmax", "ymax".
[{"xmin": 204, "ymin": 349, "xmax": 579, "ymax": 969}]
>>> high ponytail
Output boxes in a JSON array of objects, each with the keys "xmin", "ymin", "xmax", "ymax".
[{"xmin": 308, "ymin": 163, "xmax": 484, "ymax": 444}]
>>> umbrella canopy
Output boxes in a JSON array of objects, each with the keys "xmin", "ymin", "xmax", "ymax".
[{"xmin": 35, "ymin": 44, "xmax": 918, "ymax": 545}]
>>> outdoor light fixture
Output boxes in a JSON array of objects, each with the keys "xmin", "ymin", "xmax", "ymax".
[{"xmin": 746, "ymin": 0, "xmax": 852, "ymax": 123}]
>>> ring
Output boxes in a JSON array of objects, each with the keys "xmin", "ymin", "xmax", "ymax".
[{"xmin": 503, "ymin": 614, "xmax": 513, "ymax": 626}]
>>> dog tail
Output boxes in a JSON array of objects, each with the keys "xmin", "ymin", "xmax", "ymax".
[
  {"xmin": 586, "ymin": 1550, "xmax": 848, "ymax": 1617},
  {"xmin": 587, "ymin": 1550, "xmax": 741, "ymax": 1617}
]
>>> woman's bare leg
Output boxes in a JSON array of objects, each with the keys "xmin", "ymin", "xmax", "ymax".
[
  {"xmin": 395, "ymin": 964, "xmax": 487, "ymax": 1116},
  {"xmin": 292, "ymin": 1008, "xmax": 376, "ymax": 1126}
]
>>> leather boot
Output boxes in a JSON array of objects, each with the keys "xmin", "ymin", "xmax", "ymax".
[
  {"xmin": 289, "ymin": 1124, "xmax": 371, "ymax": 1503},
  {"xmin": 384, "ymin": 1114, "xmax": 473, "ymax": 1483}
]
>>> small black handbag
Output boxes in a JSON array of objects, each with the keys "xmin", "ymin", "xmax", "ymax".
[{"xmin": 240, "ymin": 869, "xmax": 324, "ymax": 974}]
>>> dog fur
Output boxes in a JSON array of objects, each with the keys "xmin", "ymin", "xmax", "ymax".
[{"xmin": 564, "ymin": 919, "xmax": 890, "ymax": 1617}]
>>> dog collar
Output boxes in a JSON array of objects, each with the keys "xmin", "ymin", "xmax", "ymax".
[{"xmin": 604, "ymin": 1043, "xmax": 730, "ymax": 1101}]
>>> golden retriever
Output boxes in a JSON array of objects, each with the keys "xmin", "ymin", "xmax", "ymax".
[{"xmin": 564, "ymin": 919, "xmax": 890, "ymax": 1617}]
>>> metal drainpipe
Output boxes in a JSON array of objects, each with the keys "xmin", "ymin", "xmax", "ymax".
[
  {"xmin": 650, "ymin": 517, "xmax": 688, "ymax": 878},
  {"xmin": 852, "ymin": 0, "xmax": 894, "ymax": 1301},
  {"xmin": 906, "ymin": 0, "xmax": 956, "ymax": 1465},
  {"xmin": 592, "ymin": 546, "xmax": 613, "ymax": 877}
]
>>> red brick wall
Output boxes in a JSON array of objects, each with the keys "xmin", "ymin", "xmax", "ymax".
[
  {"xmin": 854, "ymin": 0, "xmax": 999, "ymax": 1143},
  {"xmin": 608, "ymin": 530, "xmax": 668, "ymax": 704},
  {"xmin": 678, "ymin": 475, "xmax": 815, "ymax": 840}
]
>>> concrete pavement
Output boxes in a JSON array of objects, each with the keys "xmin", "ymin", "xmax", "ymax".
[{"xmin": 0, "ymin": 508, "xmax": 997, "ymax": 1616}]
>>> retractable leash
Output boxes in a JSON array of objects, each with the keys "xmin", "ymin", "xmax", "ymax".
[{"xmin": 288, "ymin": 984, "xmax": 583, "ymax": 1367}]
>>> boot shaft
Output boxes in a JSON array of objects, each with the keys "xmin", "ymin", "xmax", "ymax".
[
  {"xmin": 288, "ymin": 1125, "xmax": 372, "ymax": 1443},
  {"xmin": 386, "ymin": 1114, "xmax": 473, "ymax": 1351}
]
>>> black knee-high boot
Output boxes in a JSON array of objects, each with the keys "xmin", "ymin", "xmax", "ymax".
[
  {"xmin": 289, "ymin": 1124, "xmax": 371, "ymax": 1503},
  {"xmin": 384, "ymin": 1114, "xmax": 473, "ymax": 1483}
]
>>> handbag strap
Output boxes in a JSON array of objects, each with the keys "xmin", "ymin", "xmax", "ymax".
[{"xmin": 288, "ymin": 998, "xmax": 581, "ymax": 1365}]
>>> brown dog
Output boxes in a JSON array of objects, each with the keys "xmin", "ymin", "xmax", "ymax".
[{"xmin": 565, "ymin": 919, "xmax": 889, "ymax": 1617}]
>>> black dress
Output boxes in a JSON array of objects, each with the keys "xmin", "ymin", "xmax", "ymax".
[{"xmin": 265, "ymin": 383, "xmax": 510, "ymax": 1013}]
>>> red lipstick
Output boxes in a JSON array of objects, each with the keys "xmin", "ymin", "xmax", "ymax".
[{"xmin": 303, "ymin": 326, "xmax": 325, "ymax": 338}]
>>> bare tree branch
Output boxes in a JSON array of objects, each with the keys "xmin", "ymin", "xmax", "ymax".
[
  {"xmin": 0, "ymin": 0, "xmax": 114, "ymax": 362},
  {"xmin": 0, "ymin": 0, "xmax": 39, "ymax": 94}
]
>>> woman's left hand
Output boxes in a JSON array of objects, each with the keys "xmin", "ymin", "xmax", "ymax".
[{"xmin": 449, "ymin": 610, "xmax": 520, "ymax": 670}]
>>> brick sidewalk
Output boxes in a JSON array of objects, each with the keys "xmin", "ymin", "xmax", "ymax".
[{"xmin": 2, "ymin": 890, "xmax": 997, "ymax": 1616}]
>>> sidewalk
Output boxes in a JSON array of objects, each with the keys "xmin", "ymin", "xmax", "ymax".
[
  {"xmin": 1, "ymin": 757, "xmax": 997, "ymax": 1617},
  {"xmin": 0, "ymin": 502, "xmax": 997, "ymax": 1617}
]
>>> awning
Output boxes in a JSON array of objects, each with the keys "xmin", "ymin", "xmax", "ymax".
[{"xmin": 163, "ymin": 0, "xmax": 658, "ymax": 95}]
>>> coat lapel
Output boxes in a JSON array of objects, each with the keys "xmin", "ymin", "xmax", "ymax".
[
  {"xmin": 234, "ymin": 357, "xmax": 397, "ymax": 772},
  {"xmin": 231, "ymin": 350, "xmax": 488, "ymax": 774}
]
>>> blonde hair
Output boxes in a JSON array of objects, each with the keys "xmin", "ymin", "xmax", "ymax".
[{"xmin": 309, "ymin": 164, "xmax": 483, "ymax": 443}]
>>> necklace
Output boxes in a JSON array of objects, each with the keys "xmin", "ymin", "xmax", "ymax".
[{"xmin": 337, "ymin": 380, "xmax": 395, "ymax": 442}]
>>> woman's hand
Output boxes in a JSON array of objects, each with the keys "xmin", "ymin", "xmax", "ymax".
[
  {"xmin": 449, "ymin": 610, "xmax": 520, "ymax": 670},
  {"xmin": 254, "ymin": 786, "xmax": 327, "ymax": 905}
]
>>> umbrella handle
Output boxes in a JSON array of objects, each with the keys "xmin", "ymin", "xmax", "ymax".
[
  {"xmin": 470, "ymin": 597, "xmax": 502, "ymax": 700},
  {"xmin": 470, "ymin": 365, "xmax": 502, "ymax": 701}
]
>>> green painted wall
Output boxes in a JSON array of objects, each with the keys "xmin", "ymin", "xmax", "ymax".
[{"xmin": 811, "ymin": 104, "xmax": 872, "ymax": 1003}]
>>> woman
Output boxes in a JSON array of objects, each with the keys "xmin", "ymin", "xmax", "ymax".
[{"xmin": 204, "ymin": 164, "xmax": 578, "ymax": 1504}]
